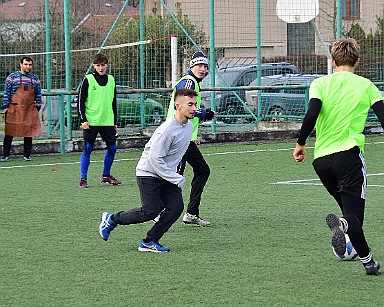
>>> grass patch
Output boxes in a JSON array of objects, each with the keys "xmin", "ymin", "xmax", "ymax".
[{"xmin": 1, "ymin": 136, "xmax": 384, "ymax": 306}]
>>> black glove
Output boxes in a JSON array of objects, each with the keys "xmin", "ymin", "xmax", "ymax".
[
  {"xmin": 204, "ymin": 109, "xmax": 215, "ymax": 121},
  {"xmin": 194, "ymin": 108, "xmax": 206, "ymax": 119}
]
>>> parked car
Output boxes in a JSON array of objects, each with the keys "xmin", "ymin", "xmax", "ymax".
[
  {"xmin": 71, "ymin": 86, "xmax": 165, "ymax": 129},
  {"xmin": 200, "ymin": 62, "xmax": 299, "ymax": 123},
  {"xmin": 245, "ymin": 73, "xmax": 325, "ymax": 122}
]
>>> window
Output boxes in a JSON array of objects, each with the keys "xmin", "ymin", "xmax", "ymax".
[
  {"xmin": 262, "ymin": 82, "xmax": 284, "ymax": 94},
  {"xmin": 342, "ymin": 0, "xmax": 360, "ymax": 19},
  {"xmin": 287, "ymin": 23, "xmax": 315, "ymax": 55},
  {"xmin": 264, "ymin": 69, "xmax": 281, "ymax": 76},
  {"xmin": 238, "ymin": 72, "xmax": 258, "ymax": 86},
  {"xmin": 262, "ymin": 89, "xmax": 281, "ymax": 94},
  {"xmin": 285, "ymin": 88, "xmax": 306, "ymax": 95}
]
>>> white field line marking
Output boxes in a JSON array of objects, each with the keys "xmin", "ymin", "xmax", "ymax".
[
  {"xmin": 272, "ymin": 178, "xmax": 322, "ymax": 185},
  {"xmin": 0, "ymin": 146, "xmax": 309, "ymax": 170},
  {"xmin": 0, "ymin": 158, "xmax": 139, "ymax": 169},
  {"xmin": 204, "ymin": 146, "xmax": 306, "ymax": 156},
  {"xmin": 273, "ymin": 173, "xmax": 384, "ymax": 187},
  {"xmin": 0, "ymin": 140, "xmax": 383, "ymax": 170}
]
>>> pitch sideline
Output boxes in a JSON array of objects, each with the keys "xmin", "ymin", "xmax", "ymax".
[{"xmin": 0, "ymin": 140, "xmax": 383, "ymax": 172}]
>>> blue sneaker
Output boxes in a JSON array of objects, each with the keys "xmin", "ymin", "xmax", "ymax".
[
  {"xmin": 138, "ymin": 240, "xmax": 170, "ymax": 253},
  {"xmin": 99, "ymin": 212, "xmax": 117, "ymax": 241}
]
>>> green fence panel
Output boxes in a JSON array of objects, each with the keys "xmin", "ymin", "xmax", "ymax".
[{"xmin": 1, "ymin": 0, "xmax": 383, "ymax": 150}]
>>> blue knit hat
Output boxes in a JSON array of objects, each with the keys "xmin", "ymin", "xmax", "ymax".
[{"xmin": 189, "ymin": 51, "xmax": 209, "ymax": 68}]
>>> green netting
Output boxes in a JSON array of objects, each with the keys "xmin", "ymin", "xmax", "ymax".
[{"xmin": 0, "ymin": 0, "xmax": 383, "ymax": 143}]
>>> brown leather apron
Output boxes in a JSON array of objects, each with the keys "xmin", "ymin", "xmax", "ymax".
[{"xmin": 4, "ymin": 77, "xmax": 41, "ymax": 137}]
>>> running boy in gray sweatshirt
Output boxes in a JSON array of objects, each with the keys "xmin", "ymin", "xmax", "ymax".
[{"xmin": 98, "ymin": 88, "xmax": 198, "ymax": 252}]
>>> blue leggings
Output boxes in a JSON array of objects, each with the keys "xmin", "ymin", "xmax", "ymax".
[{"xmin": 80, "ymin": 142, "xmax": 117, "ymax": 179}]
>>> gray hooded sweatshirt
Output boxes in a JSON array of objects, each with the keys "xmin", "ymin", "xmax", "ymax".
[{"xmin": 136, "ymin": 117, "xmax": 193, "ymax": 188}]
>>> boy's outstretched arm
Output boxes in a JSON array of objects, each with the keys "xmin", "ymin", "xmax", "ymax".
[{"xmin": 293, "ymin": 98, "xmax": 322, "ymax": 162}]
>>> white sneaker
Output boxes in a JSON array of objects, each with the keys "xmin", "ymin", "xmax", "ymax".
[{"xmin": 182, "ymin": 213, "xmax": 210, "ymax": 227}]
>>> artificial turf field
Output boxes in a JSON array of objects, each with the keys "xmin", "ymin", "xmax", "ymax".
[{"xmin": 1, "ymin": 135, "xmax": 384, "ymax": 306}]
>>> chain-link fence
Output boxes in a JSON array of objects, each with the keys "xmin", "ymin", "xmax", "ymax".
[{"xmin": 1, "ymin": 0, "xmax": 383, "ymax": 144}]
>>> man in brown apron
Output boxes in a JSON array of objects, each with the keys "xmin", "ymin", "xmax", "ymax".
[{"xmin": 1, "ymin": 56, "xmax": 42, "ymax": 162}]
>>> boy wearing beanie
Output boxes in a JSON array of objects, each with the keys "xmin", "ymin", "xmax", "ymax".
[{"xmin": 165, "ymin": 51, "xmax": 216, "ymax": 226}]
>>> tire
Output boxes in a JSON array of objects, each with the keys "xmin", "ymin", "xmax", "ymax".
[
  {"xmin": 222, "ymin": 100, "xmax": 242, "ymax": 124},
  {"xmin": 147, "ymin": 108, "xmax": 163, "ymax": 125},
  {"xmin": 268, "ymin": 106, "xmax": 286, "ymax": 122}
]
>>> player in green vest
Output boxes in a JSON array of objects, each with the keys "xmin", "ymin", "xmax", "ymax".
[
  {"xmin": 77, "ymin": 53, "xmax": 121, "ymax": 188},
  {"xmin": 165, "ymin": 51, "xmax": 216, "ymax": 226},
  {"xmin": 293, "ymin": 38, "xmax": 384, "ymax": 275}
]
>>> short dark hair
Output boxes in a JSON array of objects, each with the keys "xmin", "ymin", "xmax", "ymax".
[
  {"xmin": 93, "ymin": 53, "xmax": 109, "ymax": 64},
  {"xmin": 331, "ymin": 38, "xmax": 359, "ymax": 67},
  {"xmin": 174, "ymin": 88, "xmax": 198, "ymax": 101},
  {"xmin": 20, "ymin": 56, "xmax": 33, "ymax": 64}
]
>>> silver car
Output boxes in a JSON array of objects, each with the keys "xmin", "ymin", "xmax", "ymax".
[
  {"xmin": 200, "ymin": 62, "xmax": 299, "ymax": 123},
  {"xmin": 245, "ymin": 74, "xmax": 325, "ymax": 121}
]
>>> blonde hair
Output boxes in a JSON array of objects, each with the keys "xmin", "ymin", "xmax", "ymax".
[{"xmin": 331, "ymin": 38, "xmax": 360, "ymax": 67}]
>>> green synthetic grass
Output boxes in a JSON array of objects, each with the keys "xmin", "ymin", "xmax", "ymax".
[{"xmin": 1, "ymin": 136, "xmax": 384, "ymax": 306}]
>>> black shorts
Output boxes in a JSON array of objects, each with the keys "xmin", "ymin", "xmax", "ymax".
[
  {"xmin": 312, "ymin": 146, "xmax": 366, "ymax": 199},
  {"xmin": 83, "ymin": 126, "xmax": 116, "ymax": 147}
]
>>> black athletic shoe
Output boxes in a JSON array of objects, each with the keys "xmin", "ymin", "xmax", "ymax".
[
  {"xmin": 100, "ymin": 174, "xmax": 122, "ymax": 185},
  {"xmin": 326, "ymin": 213, "xmax": 346, "ymax": 255},
  {"xmin": 79, "ymin": 178, "xmax": 88, "ymax": 188},
  {"xmin": 365, "ymin": 261, "xmax": 381, "ymax": 275}
]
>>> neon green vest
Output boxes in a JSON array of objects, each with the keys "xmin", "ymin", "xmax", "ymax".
[
  {"xmin": 310, "ymin": 72, "xmax": 383, "ymax": 158},
  {"xmin": 166, "ymin": 75, "xmax": 201, "ymax": 141},
  {"xmin": 85, "ymin": 74, "xmax": 115, "ymax": 126}
]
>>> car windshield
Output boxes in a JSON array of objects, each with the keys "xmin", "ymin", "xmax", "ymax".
[
  {"xmin": 249, "ymin": 75, "xmax": 292, "ymax": 87},
  {"xmin": 118, "ymin": 93, "xmax": 140, "ymax": 99},
  {"xmin": 250, "ymin": 74, "xmax": 322, "ymax": 87},
  {"xmin": 116, "ymin": 86, "xmax": 140, "ymax": 100},
  {"xmin": 201, "ymin": 70, "xmax": 240, "ymax": 88}
]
